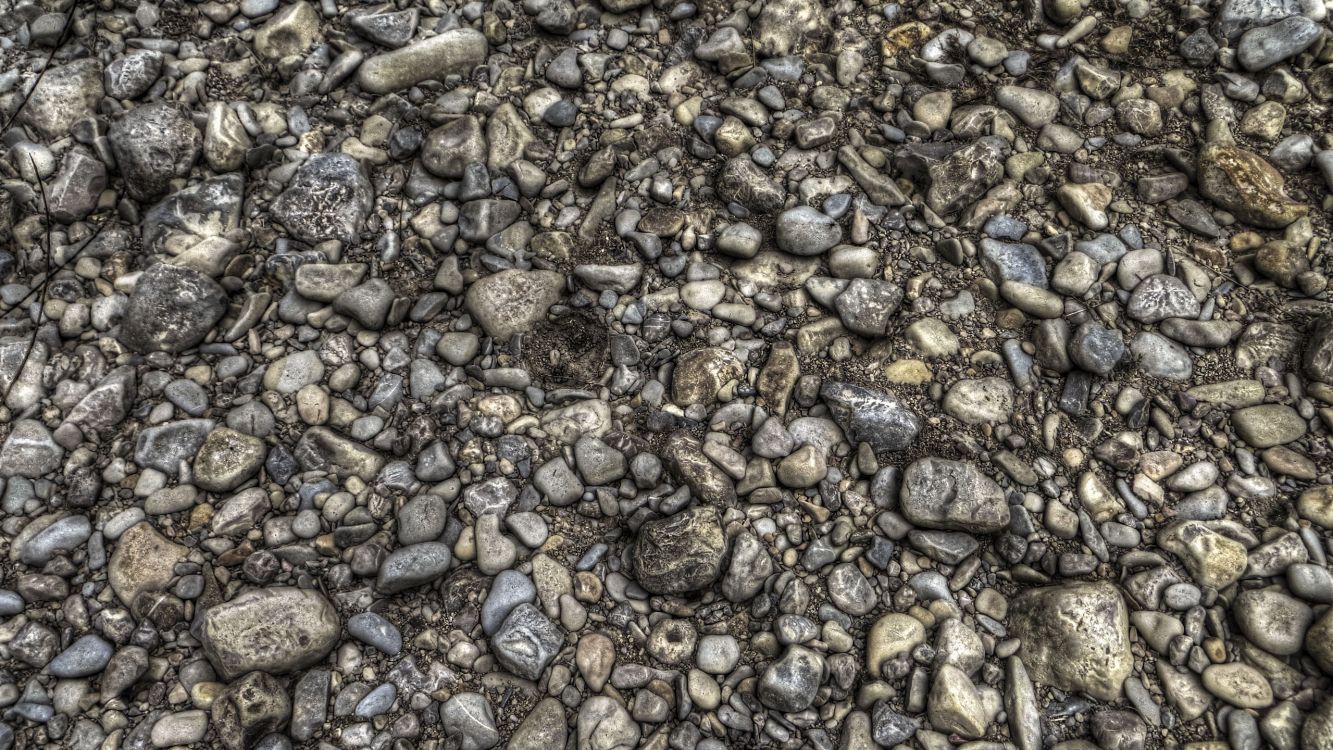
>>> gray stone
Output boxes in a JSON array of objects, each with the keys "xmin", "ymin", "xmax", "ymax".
[
  {"xmin": 357, "ymin": 28, "xmax": 488, "ymax": 93},
  {"xmin": 492, "ymin": 603, "xmax": 563, "ymax": 681},
  {"xmin": 376, "ymin": 542, "xmax": 452, "ymax": 594},
  {"xmin": 121, "ymin": 265, "xmax": 226, "ymax": 354},
  {"xmin": 198, "ymin": 587, "xmax": 340, "ymax": 680},
  {"xmin": 630, "ymin": 507, "xmax": 728, "ymax": 595},
  {"xmin": 820, "ymin": 381, "xmax": 922, "ymax": 452},
  {"xmin": 271, "ymin": 154, "xmax": 374, "ymax": 244},
  {"xmin": 47, "ymin": 634, "xmax": 113, "ymax": 678},
  {"xmin": 346, "ymin": 612, "xmax": 403, "ymax": 656},
  {"xmin": 108, "ymin": 103, "xmax": 200, "ymax": 202},
  {"xmin": 900, "ymin": 458, "xmax": 1010, "ymax": 533},
  {"xmin": 439, "ymin": 693, "xmax": 500, "ymax": 750}
]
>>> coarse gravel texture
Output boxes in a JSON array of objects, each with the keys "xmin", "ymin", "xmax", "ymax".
[{"xmin": 0, "ymin": 0, "xmax": 1332, "ymax": 749}]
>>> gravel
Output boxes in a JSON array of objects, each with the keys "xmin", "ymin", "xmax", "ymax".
[{"xmin": 1, "ymin": 1, "xmax": 1332, "ymax": 748}]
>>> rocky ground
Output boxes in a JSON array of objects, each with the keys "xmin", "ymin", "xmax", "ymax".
[{"xmin": 1, "ymin": 0, "xmax": 1332, "ymax": 748}]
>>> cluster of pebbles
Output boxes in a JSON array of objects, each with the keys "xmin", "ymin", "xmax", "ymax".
[{"xmin": 2, "ymin": 0, "xmax": 1333, "ymax": 748}]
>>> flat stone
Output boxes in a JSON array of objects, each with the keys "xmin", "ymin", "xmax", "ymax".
[{"xmin": 900, "ymin": 458, "xmax": 1010, "ymax": 533}]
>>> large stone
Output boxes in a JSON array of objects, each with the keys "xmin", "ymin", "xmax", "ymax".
[
  {"xmin": 254, "ymin": 1, "xmax": 321, "ymax": 60},
  {"xmin": 820, "ymin": 381, "xmax": 922, "ymax": 452},
  {"xmin": 757, "ymin": 645, "xmax": 826, "ymax": 712},
  {"xmin": 1008, "ymin": 581, "xmax": 1132, "ymax": 701},
  {"xmin": 0, "ymin": 419, "xmax": 64, "ymax": 478},
  {"xmin": 108, "ymin": 103, "xmax": 201, "ymax": 202},
  {"xmin": 1307, "ymin": 316, "xmax": 1333, "ymax": 384},
  {"xmin": 293, "ymin": 427, "xmax": 385, "ymax": 481},
  {"xmin": 900, "ymin": 458, "xmax": 1010, "ymax": 533},
  {"xmin": 108, "ymin": 522, "xmax": 188, "ymax": 611},
  {"xmin": 576, "ymin": 696, "xmax": 640, "ymax": 750},
  {"xmin": 716, "ymin": 157, "xmax": 785, "ymax": 214},
  {"xmin": 464, "ymin": 269, "xmax": 565, "ymax": 342},
  {"xmin": 671, "ymin": 347, "xmax": 744, "ymax": 406},
  {"xmin": 270, "ymin": 153, "xmax": 374, "ymax": 244},
  {"xmin": 356, "ymin": 29, "xmax": 488, "ymax": 94},
  {"xmin": 199, "ymin": 587, "xmax": 340, "ymax": 680},
  {"xmin": 1197, "ymin": 143, "xmax": 1307, "ymax": 228},
  {"xmin": 1158, "ymin": 519, "xmax": 1249, "ymax": 588},
  {"xmin": 1231, "ymin": 403, "xmax": 1306, "ymax": 447},
  {"xmin": 491, "ymin": 603, "xmax": 563, "ymax": 681},
  {"xmin": 213, "ymin": 671, "xmax": 292, "ymax": 750},
  {"xmin": 193, "ymin": 427, "xmax": 267, "ymax": 493},
  {"xmin": 924, "ymin": 137, "xmax": 1009, "ymax": 216},
  {"xmin": 21, "ymin": 59, "xmax": 103, "ymax": 141},
  {"xmin": 121, "ymin": 265, "xmax": 227, "ymax": 354},
  {"xmin": 630, "ymin": 507, "xmax": 727, "ymax": 595}
]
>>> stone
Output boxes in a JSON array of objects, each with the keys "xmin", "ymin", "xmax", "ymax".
[
  {"xmin": 924, "ymin": 137, "xmax": 1009, "ymax": 216},
  {"xmin": 120, "ymin": 265, "xmax": 227, "ymax": 354},
  {"xmin": 757, "ymin": 645, "xmax": 825, "ymax": 712},
  {"xmin": 576, "ymin": 696, "xmax": 639, "ymax": 750},
  {"xmin": 198, "ymin": 587, "xmax": 340, "ymax": 680},
  {"xmin": 1197, "ymin": 143, "xmax": 1307, "ymax": 229},
  {"xmin": 899, "ymin": 458, "xmax": 1010, "ymax": 533},
  {"xmin": 1008, "ymin": 582, "xmax": 1133, "ymax": 701},
  {"xmin": 213, "ymin": 671, "xmax": 292, "ymax": 750},
  {"xmin": 271, "ymin": 154, "xmax": 374, "ymax": 244},
  {"xmin": 21, "ymin": 59, "xmax": 103, "ymax": 141},
  {"xmin": 867, "ymin": 613, "xmax": 926, "ymax": 677},
  {"xmin": 356, "ymin": 29, "xmax": 488, "ymax": 93},
  {"xmin": 465, "ymin": 269, "xmax": 564, "ymax": 342},
  {"xmin": 193, "ymin": 428, "xmax": 266, "ymax": 493},
  {"xmin": 943, "ymin": 377, "xmax": 1014, "ymax": 425},
  {"xmin": 109, "ymin": 103, "xmax": 200, "ymax": 202},
  {"xmin": 775, "ymin": 206, "xmax": 842, "ymax": 256},
  {"xmin": 1127, "ymin": 274, "xmax": 1201, "ymax": 323},
  {"xmin": 1237, "ymin": 16, "xmax": 1322, "ymax": 71},
  {"xmin": 47, "ymin": 634, "xmax": 113, "ymax": 678},
  {"xmin": 928, "ymin": 664, "xmax": 989, "ymax": 738},
  {"xmin": 293, "ymin": 427, "xmax": 385, "ymax": 481},
  {"xmin": 820, "ymin": 381, "xmax": 922, "ymax": 452},
  {"xmin": 376, "ymin": 542, "xmax": 452, "ymax": 594},
  {"xmin": 492, "ymin": 603, "xmax": 563, "ymax": 681},
  {"xmin": 439, "ymin": 693, "xmax": 500, "ymax": 750},
  {"xmin": 630, "ymin": 507, "xmax": 727, "ymax": 595},
  {"xmin": 254, "ymin": 1, "xmax": 321, "ymax": 59},
  {"xmin": 1158, "ymin": 519, "xmax": 1248, "ymax": 589},
  {"xmin": 716, "ymin": 157, "xmax": 785, "ymax": 213},
  {"xmin": 1232, "ymin": 404, "xmax": 1306, "ymax": 447},
  {"xmin": 1201, "ymin": 662, "xmax": 1274, "ymax": 708},
  {"xmin": 109, "ymin": 522, "xmax": 188, "ymax": 610},
  {"xmin": 0, "ymin": 420, "xmax": 64, "ymax": 478},
  {"xmin": 671, "ymin": 347, "xmax": 744, "ymax": 406},
  {"xmin": 1232, "ymin": 588, "xmax": 1312, "ymax": 656}
]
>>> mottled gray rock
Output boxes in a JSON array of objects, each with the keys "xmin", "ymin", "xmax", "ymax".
[
  {"xmin": 492, "ymin": 603, "xmax": 563, "ymax": 680},
  {"xmin": 820, "ymin": 381, "xmax": 922, "ymax": 452},
  {"xmin": 376, "ymin": 542, "xmax": 452, "ymax": 594},
  {"xmin": 900, "ymin": 458, "xmax": 1010, "ymax": 533},
  {"xmin": 630, "ymin": 507, "xmax": 728, "ymax": 595},
  {"xmin": 271, "ymin": 154, "xmax": 374, "ymax": 244},
  {"xmin": 120, "ymin": 265, "xmax": 227, "ymax": 354},
  {"xmin": 108, "ymin": 103, "xmax": 200, "ymax": 202},
  {"xmin": 439, "ymin": 693, "xmax": 500, "ymax": 750},
  {"xmin": 199, "ymin": 587, "xmax": 340, "ymax": 680},
  {"xmin": 464, "ymin": 269, "xmax": 565, "ymax": 342}
]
